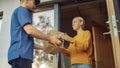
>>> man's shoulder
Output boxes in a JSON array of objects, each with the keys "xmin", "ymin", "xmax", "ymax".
[
  {"xmin": 14, "ymin": 6, "xmax": 28, "ymax": 12},
  {"xmin": 13, "ymin": 6, "xmax": 29, "ymax": 15},
  {"xmin": 13, "ymin": 6, "xmax": 21, "ymax": 13}
]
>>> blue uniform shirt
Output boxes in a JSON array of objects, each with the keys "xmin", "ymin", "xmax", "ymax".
[{"xmin": 8, "ymin": 6, "xmax": 34, "ymax": 63}]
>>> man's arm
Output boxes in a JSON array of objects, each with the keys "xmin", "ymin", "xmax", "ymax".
[
  {"xmin": 23, "ymin": 24, "xmax": 50, "ymax": 41},
  {"xmin": 23, "ymin": 24, "xmax": 61, "ymax": 46}
]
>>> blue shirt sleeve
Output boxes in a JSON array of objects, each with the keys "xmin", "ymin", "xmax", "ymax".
[{"xmin": 17, "ymin": 7, "xmax": 32, "ymax": 27}]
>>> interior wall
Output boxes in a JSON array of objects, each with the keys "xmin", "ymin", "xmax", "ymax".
[{"xmin": 0, "ymin": 0, "xmax": 19, "ymax": 68}]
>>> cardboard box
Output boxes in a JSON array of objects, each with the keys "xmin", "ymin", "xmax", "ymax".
[{"xmin": 43, "ymin": 30, "xmax": 64, "ymax": 54}]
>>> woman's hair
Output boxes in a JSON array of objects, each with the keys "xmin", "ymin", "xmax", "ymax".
[{"xmin": 73, "ymin": 16, "xmax": 85, "ymax": 28}]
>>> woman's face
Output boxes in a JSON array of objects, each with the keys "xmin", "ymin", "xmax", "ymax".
[{"xmin": 72, "ymin": 18, "xmax": 81, "ymax": 31}]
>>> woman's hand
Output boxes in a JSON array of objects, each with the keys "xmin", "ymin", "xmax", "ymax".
[{"xmin": 59, "ymin": 33, "xmax": 71, "ymax": 42}]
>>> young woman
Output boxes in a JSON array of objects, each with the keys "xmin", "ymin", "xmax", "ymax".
[{"xmin": 60, "ymin": 17, "xmax": 93, "ymax": 68}]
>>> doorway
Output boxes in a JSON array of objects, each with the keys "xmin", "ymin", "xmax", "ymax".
[{"xmin": 60, "ymin": 0, "xmax": 115, "ymax": 68}]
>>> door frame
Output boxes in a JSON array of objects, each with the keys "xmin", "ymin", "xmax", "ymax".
[{"xmin": 106, "ymin": 0, "xmax": 120, "ymax": 68}]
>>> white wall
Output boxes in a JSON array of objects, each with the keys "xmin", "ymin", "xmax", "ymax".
[
  {"xmin": 0, "ymin": 20, "xmax": 2, "ymax": 32},
  {"xmin": 0, "ymin": 0, "xmax": 19, "ymax": 68}
]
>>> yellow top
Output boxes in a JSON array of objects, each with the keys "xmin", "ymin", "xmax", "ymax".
[{"xmin": 61, "ymin": 30, "xmax": 92, "ymax": 65}]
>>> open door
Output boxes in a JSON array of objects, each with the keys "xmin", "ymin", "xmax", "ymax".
[
  {"xmin": 106, "ymin": 0, "xmax": 120, "ymax": 68},
  {"xmin": 92, "ymin": 23, "xmax": 115, "ymax": 68}
]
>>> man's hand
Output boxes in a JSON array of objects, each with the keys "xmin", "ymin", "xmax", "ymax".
[{"xmin": 49, "ymin": 36, "xmax": 62, "ymax": 47}]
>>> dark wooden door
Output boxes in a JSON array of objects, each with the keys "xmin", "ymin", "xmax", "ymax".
[{"xmin": 92, "ymin": 23, "xmax": 115, "ymax": 68}]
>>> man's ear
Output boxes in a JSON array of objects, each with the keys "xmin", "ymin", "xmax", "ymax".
[{"xmin": 24, "ymin": 0, "xmax": 28, "ymax": 4}]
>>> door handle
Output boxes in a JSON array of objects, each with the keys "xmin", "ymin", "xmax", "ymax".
[{"xmin": 103, "ymin": 20, "xmax": 120, "ymax": 39}]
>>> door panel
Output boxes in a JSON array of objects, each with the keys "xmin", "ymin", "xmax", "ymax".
[{"xmin": 92, "ymin": 23, "xmax": 115, "ymax": 68}]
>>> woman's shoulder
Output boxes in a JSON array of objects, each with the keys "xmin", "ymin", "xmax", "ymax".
[
  {"xmin": 84, "ymin": 30, "xmax": 90, "ymax": 33},
  {"xmin": 83, "ymin": 30, "xmax": 91, "ymax": 36}
]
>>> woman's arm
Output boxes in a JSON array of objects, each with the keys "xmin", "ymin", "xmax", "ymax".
[
  {"xmin": 60, "ymin": 33, "xmax": 74, "ymax": 43},
  {"xmin": 34, "ymin": 43, "xmax": 44, "ymax": 50},
  {"xmin": 76, "ymin": 31, "xmax": 92, "ymax": 51},
  {"xmin": 60, "ymin": 47, "xmax": 70, "ymax": 57}
]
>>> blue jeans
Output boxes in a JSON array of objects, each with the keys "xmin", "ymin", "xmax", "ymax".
[
  {"xmin": 71, "ymin": 64, "xmax": 93, "ymax": 68},
  {"xmin": 10, "ymin": 58, "xmax": 32, "ymax": 68}
]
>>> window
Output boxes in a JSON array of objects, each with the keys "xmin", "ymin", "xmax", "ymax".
[
  {"xmin": 0, "ymin": 11, "xmax": 3, "ymax": 19},
  {"xmin": 0, "ymin": 11, "xmax": 3, "ymax": 32}
]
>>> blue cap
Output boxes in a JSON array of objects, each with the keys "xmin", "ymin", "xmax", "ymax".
[{"xmin": 35, "ymin": 0, "xmax": 40, "ymax": 5}]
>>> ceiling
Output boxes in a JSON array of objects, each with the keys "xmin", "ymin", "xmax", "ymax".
[{"xmin": 60, "ymin": 0, "xmax": 108, "ymax": 36}]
